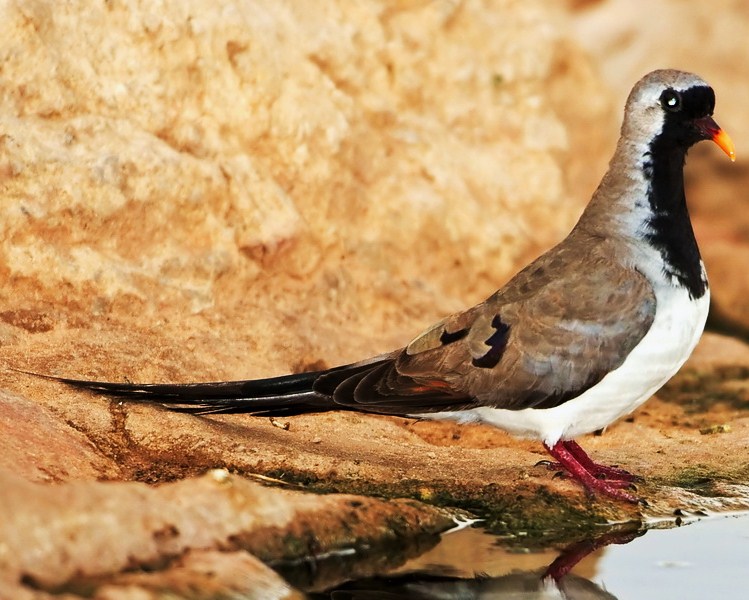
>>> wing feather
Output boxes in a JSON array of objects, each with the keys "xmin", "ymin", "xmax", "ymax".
[{"xmin": 393, "ymin": 235, "xmax": 657, "ymax": 411}]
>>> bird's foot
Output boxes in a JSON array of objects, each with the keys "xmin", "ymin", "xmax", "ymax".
[
  {"xmin": 589, "ymin": 463, "xmax": 642, "ymax": 483},
  {"xmin": 580, "ymin": 478, "xmax": 640, "ymax": 503},
  {"xmin": 541, "ymin": 441, "xmax": 642, "ymax": 504},
  {"xmin": 536, "ymin": 459, "xmax": 641, "ymax": 484}
]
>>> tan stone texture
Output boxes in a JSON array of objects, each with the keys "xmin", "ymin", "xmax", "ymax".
[
  {"xmin": 0, "ymin": 0, "xmax": 610, "ymax": 389},
  {"xmin": 0, "ymin": 467, "xmax": 449, "ymax": 597}
]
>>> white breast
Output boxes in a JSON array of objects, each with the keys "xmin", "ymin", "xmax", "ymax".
[{"xmin": 416, "ymin": 273, "xmax": 709, "ymax": 445}]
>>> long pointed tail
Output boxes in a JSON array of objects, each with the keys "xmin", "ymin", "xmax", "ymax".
[
  {"xmin": 23, "ymin": 368, "xmax": 337, "ymax": 415},
  {"xmin": 21, "ymin": 350, "xmax": 469, "ymax": 416},
  {"xmin": 20, "ymin": 357, "xmax": 396, "ymax": 415}
]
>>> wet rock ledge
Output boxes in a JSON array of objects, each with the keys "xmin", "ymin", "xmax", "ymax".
[{"xmin": 0, "ymin": 468, "xmax": 454, "ymax": 599}]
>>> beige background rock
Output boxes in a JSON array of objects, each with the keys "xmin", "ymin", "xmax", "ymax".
[
  {"xmin": 0, "ymin": 0, "xmax": 612, "ymax": 389},
  {"xmin": 572, "ymin": 0, "xmax": 749, "ymax": 135},
  {"xmin": 0, "ymin": 3, "xmax": 618, "ymax": 595}
]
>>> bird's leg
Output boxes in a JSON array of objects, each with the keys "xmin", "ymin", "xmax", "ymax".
[
  {"xmin": 542, "ymin": 441, "xmax": 639, "ymax": 503},
  {"xmin": 543, "ymin": 528, "xmax": 644, "ymax": 582},
  {"xmin": 562, "ymin": 440, "xmax": 641, "ymax": 483},
  {"xmin": 535, "ymin": 440, "xmax": 640, "ymax": 485}
]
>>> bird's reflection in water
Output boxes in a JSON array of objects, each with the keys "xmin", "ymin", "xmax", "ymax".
[
  {"xmin": 315, "ymin": 571, "xmax": 618, "ymax": 600},
  {"xmin": 286, "ymin": 526, "xmax": 643, "ymax": 600}
]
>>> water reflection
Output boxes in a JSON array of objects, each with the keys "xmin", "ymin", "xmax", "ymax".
[
  {"xmin": 281, "ymin": 524, "xmax": 642, "ymax": 599},
  {"xmin": 282, "ymin": 513, "xmax": 749, "ymax": 599},
  {"xmin": 313, "ymin": 571, "xmax": 618, "ymax": 599}
]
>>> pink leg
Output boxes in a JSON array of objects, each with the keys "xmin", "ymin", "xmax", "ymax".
[
  {"xmin": 563, "ymin": 440, "xmax": 641, "ymax": 483},
  {"xmin": 542, "ymin": 441, "xmax": 640, "ymax": 503},
  {"xmin": 543, "ymin": 528, "xmax": 643, "ymax": 581},
  {"xmin": 537, "ymin": 440, "xmax": 641, "ymax": 485}
]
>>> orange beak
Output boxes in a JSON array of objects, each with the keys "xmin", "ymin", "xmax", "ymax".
[
  {"xmin": 695, "ymin": 115, "xmax": 736, "ymax": 161},
  {"xmin": 712, "ymin": 127, "xmax": 736, "ymax": 162}
]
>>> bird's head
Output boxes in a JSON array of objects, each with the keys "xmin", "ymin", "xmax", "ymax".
[{"xmin": 621, "ymin": 69, "xmax": 735, "ymax": 162}]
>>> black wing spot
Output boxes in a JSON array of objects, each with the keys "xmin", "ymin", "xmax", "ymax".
[
  {"xmin": 439, "ymin": 327, "xmax": 469, "ymax": 345},
  {"xmin": 472, "ymin": 315, "xmax": 510, "ymax": 369}
]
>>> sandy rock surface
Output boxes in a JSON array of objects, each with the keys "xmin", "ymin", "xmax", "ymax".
[
  {"xmin": 0, "ymin": 468, "xmax": 451, "ymax": 598},
  {"xmin": 0, "ymin": 0, "xmax": 610, "ymax": 385},
  {"xmin": 1, "ymin": 0, "xmax": 749, "ymax": 598}
]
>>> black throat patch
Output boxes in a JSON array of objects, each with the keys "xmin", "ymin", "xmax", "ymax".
[{"xmin": 642, "ymin": 88, "xmax": 711, "ymax": 300}]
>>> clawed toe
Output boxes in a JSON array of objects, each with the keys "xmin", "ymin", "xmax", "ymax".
[
  {"xmin": 541, "ymin": 440, "xmax": 645, "ymax": 504},
  {"xmin": 592, "ymin": 465, "xmax": 643, "ymax": 483},
  {"xmin": 535, "ymin": 459, "xmax": 566, "ymax": 472},
  {"xmin": 598, "ymin": 478, "xmax": 638, "ymax": 491}
]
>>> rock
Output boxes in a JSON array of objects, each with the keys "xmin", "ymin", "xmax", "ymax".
[
  {"xmin": 0, "ymin": 0, "xmax": 620, "ymax": 528},
  {"xmin": 0, "ymin": 468, "xmax": 452, "ymax": 597},
  {"xmin": 688, "ymin": 332, "xmax": 749, "ymax": 368},
  {"xmin": 0, "ymin": 389, "xmax": 118, "ymax": 482},
  {"xmin": 0, "ymin": 0, "xmax": 610, "ymax": 388},
  {"xmin": 96, "ymin": 550, "xmax": 305, "ymax": 600},
  {"xmin": 571, "ymin": 0, "xmax": 749, "ymax": 135}
]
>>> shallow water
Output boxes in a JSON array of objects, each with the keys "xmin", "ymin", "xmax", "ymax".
[{"xmin": 285, "ymin": 512, "xmax": 749, "ymax": 599}]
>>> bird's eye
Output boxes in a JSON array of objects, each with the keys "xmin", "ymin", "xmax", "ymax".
[{"xmin": 660, "ymin": 90, "xmax": 682, "ymax": 112}]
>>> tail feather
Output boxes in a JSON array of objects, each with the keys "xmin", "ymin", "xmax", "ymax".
[
  {"xmin": 310, "ymin": 360, "xmax": 389, "ymax": 396},
  {"xmin": 19, "ymin": 368, "xmax": 334, "ymax": 414},
  {"xmin": 73, "ymin": 370, "xmax": 325, "ymax": 399},
  {"xmin": 20, "ymin": 359, "xmax": 392, "ymax": 415},
  {"xmin": 19, "ymin": 349, "xmax": 470, "ymax": 416}
]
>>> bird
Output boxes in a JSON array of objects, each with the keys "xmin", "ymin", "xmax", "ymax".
[
  {"xmin": 37, "ymin": 70, "xmax": 735, "ymax": 503},
  {"xmin": 309, "ymin": 570, "xmax": 620, "ymax": 600}
]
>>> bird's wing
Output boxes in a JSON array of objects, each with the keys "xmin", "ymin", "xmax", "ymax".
[{"xmin": 333, "ymin": 239, "xmax": 657, "ymax": 413}]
